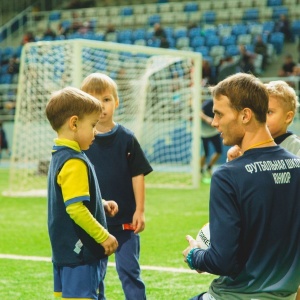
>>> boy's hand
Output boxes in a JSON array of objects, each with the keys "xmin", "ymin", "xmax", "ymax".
[
  {"xmin": 103, "ymin": 200, "xmax": 118, "ymax": 217},
  {"xmin": 227, "ymin": 145, "xmax": 242, "ymax": 162},
  {"xmin": 101, "ymin": 234, "xmax": 118, "ymax": 256},
  {"xmin": 132, "ymin": 211, "xmax": 145, "ymax": 234}
]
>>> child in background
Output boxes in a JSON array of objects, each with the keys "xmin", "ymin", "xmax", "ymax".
[
  {"xmin": 200, "ymin": 99, "xmax": 223, "ymax": 181},
  {"xmin": 227, "ymin": 80, "xmax": 300, "ymax": 161},
  {"xmin": 81, "ymin": 73, "xmax": 153, "ymax": 300},
  {"xmin": 45, "ymin": 87, "xmax": 118, "ymax": 299}
]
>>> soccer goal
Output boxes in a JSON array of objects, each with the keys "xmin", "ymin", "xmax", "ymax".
[{"xmin": 5, "ymin": 39, "xmax": 202, "ymax": 196}]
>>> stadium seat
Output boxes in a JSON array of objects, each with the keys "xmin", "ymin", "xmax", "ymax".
[
  {"xmin": 184, "ymin": 2, "xmax": 199, "ymax": 12},
  {"xmin": 243, "ymin": 8, "xmax": 259, "ymax": 22},
  {"xmin": 176, "ymin": 37, "xmax": 190, "ymax": 49},
  {"xmin": 218, "ymin": 25, "xmax": 233, "ymax": 38},
  {"xmin": 158, "ymin": 3, "xmax": 172, "ymax": 13},
  {"xmin": 206, "ymin": 36, "xmax": 220, "ymax": 48},
  {"xmin": 132, "ymin": 29, "xmax": 146, "ymax": 41},
  {"xmin": 105, "ymin": 32, "xmax": 117, "ymax": 42},
  {"xmin": 225, "ymin": 44, "xmax": 240, "ymax": 56},
  {"xmin": 232, "ymin": 24, "xmax": 248, "ymax": 36},
  {"xmin": 267, "ymin": 0, "xmax": 282, "ymax": 6},
  {"xmin": 48, "ymin": 11, "xmax": 61, "ymax": 21},
  {"xmin": 147, "ymin": 38, "xmax": 161, "ymax": 47},
  {"xmin": 120, "ymin": 7, "xmax": 133, "ymax": 16},
  {"xmin": 0, "ymin": 74, "xmax": 13, "ymax": 84},
  {"xmin": 248, "ymin": 23, "xmax": 263, "ymax": 37},
  {"xmin": 174, "ymin": 27, "xmax": 188, "ymax": 39},
  {"xmin": 210, "ymin": 45, "xmax": 225, "ymax": 60},
  {"xmin": 262, "ymin": 20, "xmax": 275, "ymax": 33},
  {"xmin": 118, "ymin": 30, "xmax": 133, "ymax": 43},
  {"xmin": 202, "ymin": 27, "xmax": 218, "ymax": 37},
  {"xmin": 221, "ymin": 35, "xmax": 236, "ymax": 47},
  {"xmin": 291, "ymin": 20, "xmax": 300, "ymax": 38},
  {"xmin": 272, "ymin": 6, "xmax": 289, "ymax": 20},
  {"xmin": 194, "ymin": 46, "xmax": 209, "ymax": 56},
  {"xmin": 202, "ymin": 11, "xmax": 216, "ymax": 24},
  {"xmin": 188, "ymin": 27, "xmax": 202, "ymax": 39},
  {"xmin": 237, "ymin": 34, "xmax": 252, "ymax": 45},
  {"xmin": 148, "ymin": 14, "xmax": 161, "ymax": 26},
  {"xmin": 164, "ymin": 27, "xmax": 174, "ymax": 38},
  {"xmin": 269, "ymin": 32, "xmax": 284, "ymax": 54},
  {"xmin": 190, "ymin": 36, "xmax": 205, "ymax": 48},
  {"xmin": 134, "ymin": 39, "xmax": 146, "ymax": 46}
]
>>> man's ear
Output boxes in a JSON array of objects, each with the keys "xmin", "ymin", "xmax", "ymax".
[
  {"xmin": 241, "ymin": 108, "xmax": 252, "ymax": 124},
  {"xmin": 69, "ymin": 115, "xmax": 78, "ymax": 130}
]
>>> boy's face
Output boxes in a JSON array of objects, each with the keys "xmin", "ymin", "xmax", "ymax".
[
  {"xmin": 91, "ymin": 89, "xmax": 119, "ymax": 125},
  {"xmin": 267, "ymin": 96, "xmax": 292, "ymax": 139},
  {"xmin": 74, "ymin": 112, "xmax": 99, "ymax": 150},
  {"xmin": 212, "ymin": 95, "xmax": 245, "ymax": 147}
]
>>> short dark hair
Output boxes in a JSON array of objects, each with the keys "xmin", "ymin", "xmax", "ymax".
[{"xmin": 210, "ymin": 73, "xmax": 269, "ymax": 123}]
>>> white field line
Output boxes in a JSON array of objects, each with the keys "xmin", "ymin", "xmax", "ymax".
[{"xmin": 0, "ymin": 254, "xmax": 197, "ymax": 274}]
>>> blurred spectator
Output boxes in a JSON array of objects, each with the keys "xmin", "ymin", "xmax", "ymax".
[
  {"xmin": 278, "ymin": 54, "xmax": 296, "ymax": 77},
  {"xmin": 160, "ymin": 37, "xmax": 169, "ymax": 48},
  {"xmin": 69, "ymin": 11, "xmax": 83, "ymax": 33},
  {"xmin": 0, "ymin": 121, "xmax": 9, "ymax": 161},
  {"xmin": 239, "ymin": 45, "xmax": 255, "ymax": 74},
  {"xmin": 42, "ymin": 27, "xmax": 57, "ymax": 40},
  {"xmin": 202, "ymin": 59, "xmax": 213, "ymax": 86},
  {"xmin": 57, "ymin": 22, "xmax": 70, "ymax": 37},
  {"xmin": 21, "ymin": 31, "xmax": 35, "ymax": 45},
  {"xmin": 254, "ymin": 35, "xmax": 268, "ymax": 71},
  {"xmin": 153, "ymin": 23, "xmax": 167, "ymax": 40},
  {"xmin": 65, "ymin": 0, "xmax": 82, "ymax": 9},
  {"xmin": 7, "ymin": 56, "xmax": 20, "ymax": 83},
  {"xmin": 275, "ymin": 14, "xmax": 292, "ymax": 42},
  {"xmin": 104, "ymin": 23, "xmax": 116, "ymax": 40},
  {"xmin": 216, "ymin": 56, "xmax": 240, "ymax": 83}
]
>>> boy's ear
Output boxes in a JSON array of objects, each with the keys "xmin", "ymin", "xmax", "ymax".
[
  {"xmin": 115, "ymin": 98, "xmax": 119, "ymax": 108},
  {"xmin": 286, "ymin": 111, "xmax": 294, "ymax": 124},
  {"xmin": 69, "ymin": 115, "xmax": 78, "ymax": 130}
]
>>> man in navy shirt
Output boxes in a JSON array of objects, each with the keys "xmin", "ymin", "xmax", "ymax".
[{"xmin": 183, "ymin": 73, "xmax": 300, "ymax": 300}]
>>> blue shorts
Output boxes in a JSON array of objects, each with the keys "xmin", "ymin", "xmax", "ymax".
[{"xmin": 53, "ymin": 261, "xmax": 101, "ymax": 299}]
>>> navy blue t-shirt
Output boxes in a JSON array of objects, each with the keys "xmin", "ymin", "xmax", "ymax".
[
  {"xmin": 85, "ymin": 124, "xmax": 153, "ymax": 225},
  {"xmin": 193, "ymin": 146, "xmax": 300, "ymax": 294}
]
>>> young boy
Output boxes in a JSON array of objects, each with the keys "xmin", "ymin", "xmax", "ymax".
[
  {"xmin": 81, "ymin": 73, "xmax": 153, "ymax": 300},
  {"xmin": 45, "ymin": 86, "xmax": 119, "ymax": 299},
  {"xmin": 227, "ymin": 80, "xmax": 300, "ymax": 160}
]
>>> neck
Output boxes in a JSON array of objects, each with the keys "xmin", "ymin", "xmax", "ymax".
[
  {"xmin": 241, "ymin": 126, "xmax": 276, "ymax": 153},
  {"xmin": 96, "ymin": 121, "xmax": 116, "ymax": 134}
]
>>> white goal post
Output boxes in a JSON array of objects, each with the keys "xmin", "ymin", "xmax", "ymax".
[{"xmin": 5, "ymin": 39, "xmax": 202, "ymax": 196}]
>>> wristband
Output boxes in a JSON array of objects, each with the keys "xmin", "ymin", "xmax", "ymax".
[{"xmin": 186, "ymin": 247, "xmax": 198, "ymax": 270}]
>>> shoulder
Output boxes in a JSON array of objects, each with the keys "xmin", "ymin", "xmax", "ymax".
[
  {"xmin": 117, "ymin": 124, "xmax": 134, "ymax": 136},
  {"xmin": 281, "ymin": 134, "xmax": 300, "ymax": 157}
]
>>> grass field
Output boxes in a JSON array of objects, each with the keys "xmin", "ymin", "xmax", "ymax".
[{"xmin": 0, "ymin": 167, "xmax": 217, "ymax": 299}]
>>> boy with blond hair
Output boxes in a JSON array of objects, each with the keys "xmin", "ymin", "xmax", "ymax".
[
  {"xmin": 81, "ymin": 73, "xmax": 153, "ymax": 300},
  {"xmin": 227, "ymin": 80, "xmax": 300, "ymax": 161},
  {"xmin": 265, "ymin": 80, "xmax": 300, "ymax": 155},
  {"xmin": 45, "ymin": 86, "xmax": 118, "ymax": 299}
]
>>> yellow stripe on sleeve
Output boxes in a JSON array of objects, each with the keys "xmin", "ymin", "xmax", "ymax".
[{"xmin": 66, "ymin": 202, "xmax": 109, "ymax": 244}]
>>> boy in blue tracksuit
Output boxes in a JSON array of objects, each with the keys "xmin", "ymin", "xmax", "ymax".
[
  {"xmin": 81, "ymin": 73, "xmax": 153, "ymax": 300},
  {"xmin": 45, "ymin": 86, "xmax": 118, "ymax": 299}
]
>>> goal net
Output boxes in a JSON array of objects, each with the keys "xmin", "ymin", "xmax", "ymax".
[{"xmin": 5, "ymin": 39, "xmax": 201, "ymax": 196}]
